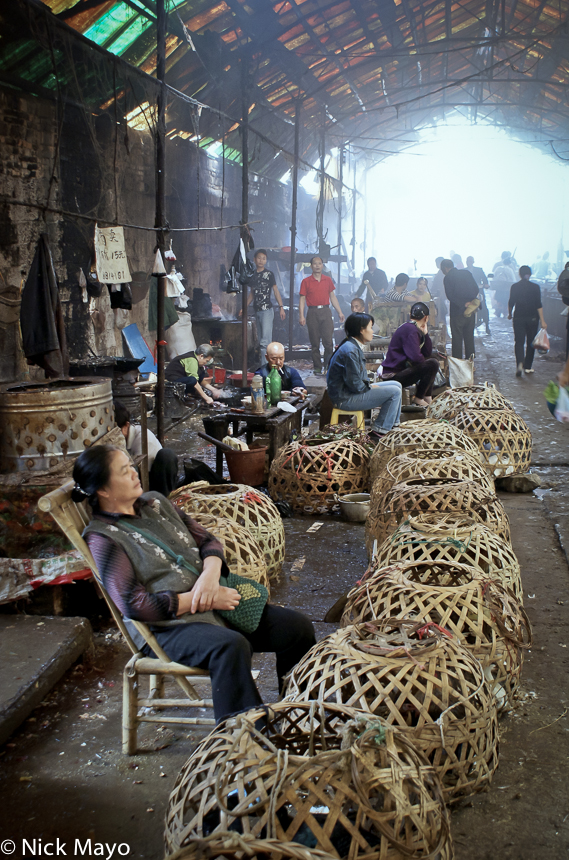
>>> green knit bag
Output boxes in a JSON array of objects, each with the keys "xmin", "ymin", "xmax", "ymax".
[{"xmin": 118, "ymin": 521, "xmax": 268, "ymax": 634}]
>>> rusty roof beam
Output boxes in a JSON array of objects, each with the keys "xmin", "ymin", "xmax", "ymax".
[
  {"xmin": 284, "ymin": 0, "xmax": 368, "ymax": 113},
  {"xmin": 222, "ymin": 0, "xmax": 344, "ymax": 124}
]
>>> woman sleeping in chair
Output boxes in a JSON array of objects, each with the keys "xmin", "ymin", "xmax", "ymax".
[{"xmin": 72, "ymin": 445, "xmax": 315, "ymax": 723}]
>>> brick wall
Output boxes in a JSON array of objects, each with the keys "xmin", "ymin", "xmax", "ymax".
[{"xmin": 0, "ymin": 85, "xmax": 301, "ymax": 384}]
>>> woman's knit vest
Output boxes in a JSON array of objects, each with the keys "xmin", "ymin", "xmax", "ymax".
[{"xmin": 83, "ymin": 492, "xmax": 224, "ymax": 629}]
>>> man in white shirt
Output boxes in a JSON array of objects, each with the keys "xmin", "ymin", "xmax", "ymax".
[{"xmin": 114, "ymin": 400, "xmax": 178, "ymax": 496}]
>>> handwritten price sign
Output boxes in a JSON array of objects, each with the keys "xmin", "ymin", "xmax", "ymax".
[{"xmin": 94, "ymin": 224, "xmax": 132, "ymax": 284}]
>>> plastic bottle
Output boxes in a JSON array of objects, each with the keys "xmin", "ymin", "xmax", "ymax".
[
  {"xmin": 268, "ymin": 366, "xmax": 282, "ymax": 407},
  {"xmin": 251, "ymin": 374, "xmax": 265, "ymax": 413}
]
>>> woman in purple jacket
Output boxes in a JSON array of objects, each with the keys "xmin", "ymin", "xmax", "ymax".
[{"xmin": 381, "ymin": 302, "xmax": 440, "ymax": 407}]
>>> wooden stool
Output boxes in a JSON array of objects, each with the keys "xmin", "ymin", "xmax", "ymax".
[{"xmin": 330, "ymin": 407, "xmax": 365, "ymax": 430}]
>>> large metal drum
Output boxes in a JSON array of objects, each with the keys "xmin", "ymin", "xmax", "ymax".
[{"xmin": 0, "ymin": 377, "xmax": 114, "ymax": 472}]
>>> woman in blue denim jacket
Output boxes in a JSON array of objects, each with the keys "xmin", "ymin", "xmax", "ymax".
[{"xmin": 327, "ymin": 313, "xmax": 402, "ymax": 441}]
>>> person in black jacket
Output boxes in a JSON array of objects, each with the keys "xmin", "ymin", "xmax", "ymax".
[
  {"xmin": 441, "ymin": 259, "xmax": 480, "ymax": 359},
  {"xmin": 508, "ymin": 266, "xmax": 547, "ymax": 376},
  {"xmin": 354, "ymin": 257, "xmax": 389, "ymax": 305}
]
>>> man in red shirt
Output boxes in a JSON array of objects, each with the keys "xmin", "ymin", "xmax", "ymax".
[{"xmin": 299, "ymin": 256, "xmax": 345, "ymax": 373}]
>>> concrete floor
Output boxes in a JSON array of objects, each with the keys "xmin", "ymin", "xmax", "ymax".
[{"xmin": 1, "ymin": 317, "xmax": 568, "ymax": 859}]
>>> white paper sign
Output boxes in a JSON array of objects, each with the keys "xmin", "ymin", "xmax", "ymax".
[{"xmin": 94, "ymin": 224, "xmax": 131, "ymax": 283}]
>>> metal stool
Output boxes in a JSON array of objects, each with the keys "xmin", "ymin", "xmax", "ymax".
[{"xmin": 330, "ymin": 407, "xmax": 366, "ymax": 430}]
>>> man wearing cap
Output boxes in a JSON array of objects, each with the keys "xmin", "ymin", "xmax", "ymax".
[
  {"xmin": 380, "ymin": 302, "xmax": 440, "ymax": 407},
  {"xmin": 299, "ymin": 256, "xmax": 345, "ymax": 374},
  {"xmin": 165, "ymin": 343, "xmax": 221, "ymax": 406}
]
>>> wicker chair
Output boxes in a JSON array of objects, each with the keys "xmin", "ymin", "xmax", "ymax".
[{"xmin": 38, "ymin": 480, "xmax": 243, "ymax": 754}]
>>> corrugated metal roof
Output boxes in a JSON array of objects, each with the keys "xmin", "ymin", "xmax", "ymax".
[{"xmin": 2, "ymin": 0, "xmax": 569, "ymax": 175}]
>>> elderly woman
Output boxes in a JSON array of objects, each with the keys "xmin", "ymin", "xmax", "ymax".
[
  {"xmin": 327, "ymin": 312, "xmax": 402, "ymax": 441},
  {"xmin": 165, "ymin": 343, "xmax": 221, "ymax": 406},
  {"xmin": 72, "ymin": 445, "xmax": 315, "ymax": 723}
]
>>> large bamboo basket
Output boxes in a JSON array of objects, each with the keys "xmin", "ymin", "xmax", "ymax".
[
  {"xmin": 171, "ymin": 483, "xmax": 285, "ymax": 579},
  {"xmin": 189, "ymin": 513, "xmax": 270, "ymax": 594},
  {"xmin": 366, "ymin": 478, "xmax": 511, "ymax": 558},
  {"xmin": 449, "ymin": 408, "xmax": 532, "ymax": 478},
  {"xmin": 283, "ymin": 620, "xmax": 499, "ymax": 803},
  {"xmin": 165, "ymin": 833, "xmax": 339, "ymax": 860},
  {"xmin": 373, "ymin": 513, "xmax": 523, "ymax": 602},
  {"xmin": 370, "ymin": 420, "xmax": 480, "ymax": 482},
  {"xmin": 268, "ymin": 439, "xmax": 370, "ymax": 515},
  {"xmin": 373, "ymin": 448, "xmax": 495, "ymax": 500},
  {"xmin": 165, "ymin": 702, "xmax": 453, "ymax": 859},
  {"xmin": 427, "ymin": 385, "xmax": 514, "ymax": 420},
  {"xmin": 341, "ymin": 561, "xmax": 531, "ymax": 708}
]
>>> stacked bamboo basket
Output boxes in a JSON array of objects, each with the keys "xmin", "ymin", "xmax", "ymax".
[
  {"xmin": 170, "ymin": 482, "xmax": 285, "ymax": 580},
  {"xmin": 280, "ymin": 391, "xmax": 533, "ymax": 812},
  {"xmin": 164, "ymin": 385, "xmax": 534, "ymax": 859}
]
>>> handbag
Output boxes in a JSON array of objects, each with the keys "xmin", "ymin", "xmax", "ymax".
[{"xmin": 118, "ymin": 520, "xmax": 268, "ymax": 633}]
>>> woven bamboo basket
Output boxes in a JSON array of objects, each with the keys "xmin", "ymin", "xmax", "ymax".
[
  {"xmin": 449, "ymin": 408, "xmax": 532, "ymax": 478},
  {"xmin": 427, "ymin": 385, "xmax": 514, "ymax": 420},
  {"xmin": 370, "ymin": 420, "xmax": 480, "ymax": 482},
  {"xmin": 366, "ymin": 478, "xmax": 510, "ymax": 558},
  {"xmin": 268, "ymin": 439, "xmax": 370, "ymax": 515},
  {"xmin": 165, "ymin": 832, "xmax": 339, "ymax": 860},
  {"xmin": 189, "ymin": 513, "xmax": 270, "ymax": 594},
  {"xmin": 341, "ymin": 560, "xmax": 531, "ymax": 707},
  {"xmin": 373, "ymin": 448, "xmax": 495, "ymax": 499},
  {"xmin": 165, "ymin": 701, "xmax": 453, "ymax": 859},
  {"xmin": 283, "ymin": 620, "xmax": 499, "ymax": 802},
  {"xmin": 171, "ymin": 484, "xmax": 285, "ymax": 579},
  {"xmin": 373, "ymin": 513, "xmax": 523, "ymax": 602}
]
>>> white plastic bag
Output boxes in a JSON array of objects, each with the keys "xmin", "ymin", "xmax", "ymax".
[
  {"xmin": 532, "ymin": 328, "xmax": 550, "ymax": 354},
  {"xmin": 554, "ymin": 386, "xmax": 569, "ymax": 422},
  {"xmin": 165, "ymin": 311, "xmax": 196, "ymax": 359},
  {"xmin": 448, "ymin": 355, "xmax": 474, "ymax": 388}
]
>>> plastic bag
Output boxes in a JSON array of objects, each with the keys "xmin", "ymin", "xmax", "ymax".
[
  {"xmin": 448, "ymin": 355, "xmax": 474, "ymax": 388},
  {"xmin": 554, "ymin": 385, "xmax": 569, "ymax": 423},
  {"xmin": 532, "ymin": 327, "xmax": 550, "ymax": 354}
]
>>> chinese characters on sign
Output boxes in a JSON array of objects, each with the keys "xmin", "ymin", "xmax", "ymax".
[{"xmin": 94, "ymin": 225, "xmax": 132, "ymax": 283}]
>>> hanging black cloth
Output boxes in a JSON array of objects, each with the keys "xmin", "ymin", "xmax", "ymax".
[
  {"xmin": 106, "ymin": 282, "xmax": 133, "ymax": 309},
  {"xmin": 223, "ymin": 241, "xmax": 255, "ymax": 293},
  {"xmin": 20, "ymin": 233, "xmax": 69, "ymax": 378}
]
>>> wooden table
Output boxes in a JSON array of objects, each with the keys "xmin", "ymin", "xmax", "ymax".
[{"xmin": 202, "ymin": 396, "xmax": 315, "ymax": 474}]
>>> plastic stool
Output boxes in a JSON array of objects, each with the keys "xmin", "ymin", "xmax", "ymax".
[{"xmin": 330, "ymin": 408, "xmax": 366, "ymax": 430}]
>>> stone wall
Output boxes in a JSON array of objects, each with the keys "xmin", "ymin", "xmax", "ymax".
[{"xmin": 0, "ymin": 85, "xmax": 300, "ymax": 384}]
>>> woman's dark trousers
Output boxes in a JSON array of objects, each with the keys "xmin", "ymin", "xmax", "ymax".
[
  {"xmin": 150, "ymin": 604, "xmax": 316, "ymax": 722},
  {"xmin": 513, "ymin": 316, "xmax": 539, "ymax": 369},
  {"xmin": 391, "ymin": 357, "xmax": 440, "ymax": 399}
]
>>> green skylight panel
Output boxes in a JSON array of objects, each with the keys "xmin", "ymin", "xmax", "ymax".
[{"xmin": 83, "ymin": 4, "xmax": 152, "ymax": 57}]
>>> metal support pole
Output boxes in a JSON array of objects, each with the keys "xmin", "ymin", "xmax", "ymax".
[
  {"xmin": 337, "ymin": 146, "xmax": 343, "ymax": 288},
  {"xmin": 155, "ymin": 0, "xmax": 167, "ymax": 443},
  {"xmin": 351, "ymin": 184, "xmax": 356, "ymax": 287},
  {"xmin": 317, "ymin": 127, "xmax": 325, "ymax": 254},
  {"xmin": 363, "ymin": 167, "xmax": 368, "ymax": 268},
  {"xmin": 288, "ymin": 101, "xmax": 301, "ymax": 361},
  {"xmin": 139, "ymin": 393, "xmax": 149, "ymax": 492},
  {"xmin": 240, "ymin": 57, "xmax": 249, "ymax": 388}
]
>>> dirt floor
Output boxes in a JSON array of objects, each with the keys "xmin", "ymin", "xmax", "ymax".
[{"xmin": 1, "ymin": 317, "xmax": 569, "ymax": 859}]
